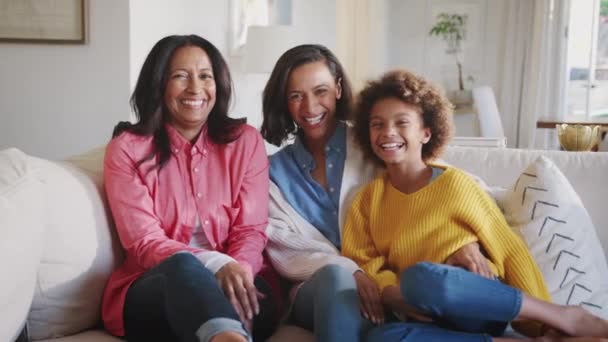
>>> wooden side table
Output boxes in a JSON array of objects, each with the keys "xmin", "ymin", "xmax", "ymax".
[
  {"xmin": 536, "ymin": 116, "xmax": 608, "ymax": 130},
  {"xmin": 536, "ymin": 116, "xmax": 608, "ymax": 151}
]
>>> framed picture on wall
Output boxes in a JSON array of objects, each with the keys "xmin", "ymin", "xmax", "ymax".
[{"xmin": 0, "ymin": 0, "xmax": 86, "ymax": 44}]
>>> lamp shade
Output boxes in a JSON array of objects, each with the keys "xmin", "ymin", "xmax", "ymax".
[{"xmin": 243, "ymin": 25, "xmax": 308, "ymax": 73}]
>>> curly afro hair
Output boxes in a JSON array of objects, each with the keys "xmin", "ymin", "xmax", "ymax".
[{"xmin": 353, "ymin": 69, "xmax": 454, "ymax": 165}]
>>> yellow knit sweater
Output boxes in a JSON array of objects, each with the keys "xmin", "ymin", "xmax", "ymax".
[{"xmin": 342, "ymin": 165, "xmax": 550, "ymax": 306}]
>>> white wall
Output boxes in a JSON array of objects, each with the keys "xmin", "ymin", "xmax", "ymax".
[
  {"xmin": 229, "ymin": 0, "xmax": 337, "ymax": 154},
  {"xmin": 361, "ymin": 0, "xmax": 511, "ymax": 141},
  {"xmin": 377, "ymin": 0, "xmax": 506, "ymax": 98},
  {"xmin": 368, "ymin": 1, "xmax": 391, "ymax": 80},
  {"xmin": 0, "ymin": 0, "xmax": 230, "ymax": 159},
  {"xmin": 0, "ymin": 0, "xmax": 130, "ymax": 160},
  {"xmin": 0, "ymin": 0, "xmax": 513, "ymax": 159},
  {"xmin": 129, "ymin": 0, "xmax": 229, "ymax": 92},
  {"xmin": 129, "ymin": 0, "xmax": 282, "ymax": 138},
  {"xmin": 128, "ymin": 0, "xmax": 269, "ymax": 149}
]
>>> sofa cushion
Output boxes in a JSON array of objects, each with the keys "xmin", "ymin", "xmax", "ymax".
[
  {"xmin": 267, "ymin": 325, "xmax": 315, "ymax": 342},
  {"xmin": 26, "ymin": 148, "xmax": 122, "ymax": 340},
  {"xmin": 500, "ymin": 156, "xmax": 608, "ymax": 319},
  {"xmin": 0, "ymin": 148, "xmax": 45, "ymax": 342},
  {"xmin": 37, "ymin": 329, "xmax": 124, "ymax": 342}
]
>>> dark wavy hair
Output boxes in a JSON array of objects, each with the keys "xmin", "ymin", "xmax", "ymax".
[
  {"xmin": 354, "ymin": 69, "xmax": 454, "ymax": 165},
  {"xmin": 112, "ymin": 34, "xmax": 245, "ymax": 170},
  {"xmin": 260, "ymin": 44, "xmax": 353, "ymax": 146}
]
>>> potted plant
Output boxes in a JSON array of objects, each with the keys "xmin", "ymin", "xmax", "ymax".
[{"xmin": 429, "ymin": 13, "xmax": 471, "ymax": 105}]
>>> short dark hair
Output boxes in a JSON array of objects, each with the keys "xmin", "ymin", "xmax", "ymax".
[
  {"xmin": 260, "ymin": 44, "xmax": 353, "ymax": 146},
  {"xmin": 354, "ymin": 69, "xmax": 454, "ymax": 165},
  {"xmin": 112, "ymin": 34, "xmax": 244, "ymax": 170}
]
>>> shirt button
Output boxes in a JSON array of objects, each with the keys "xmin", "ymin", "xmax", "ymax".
[
  {"xmin": 191, "ymin": 147, "xmax": 198, "ymax": 154},
  {"xmin": 328, "ymin": 163, "xmax": 333, "ymax": 168},
  {"xmin": 193, "ymin": 167, "xmax": 199, "ymax": 173},
  {"xmin": 333, "ymin": 211, "xmax": 338, "ymax": 216},
  {"xmin": 325, "ymin": 146, "xmax": 330, "ymax": 151},
  {"xmin": 197, "ymin": 193, "xmax": 203, "ymax": 198},
  {"xmin": 203, "ymin": 149, "xmax": 207, "ymax": 154},
  {"xmin": 204, "ymin": 219, "xmax": 209, "ymax": 225},
  {"xmin": 329, "ymin": 187, "xmax": 335, "ymax": 192},
  {"xmin": 173, "ymin": 148, "xmax": 179, "ymax": 153}
]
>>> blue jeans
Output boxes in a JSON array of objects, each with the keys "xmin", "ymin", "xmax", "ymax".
[
  {"xmin": 123, "ymin": 253, "xmax": 275, "ymax": 342},
  {"xmin": 291, "ymin": 264, "xmax": 373, "ymax": 342},
  {"xmin": 367, "ymin": 262, "xmax": 523, "ymax": 342}
]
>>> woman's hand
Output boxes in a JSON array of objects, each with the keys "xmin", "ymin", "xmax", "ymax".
[
  {"xmin": 381, "ymin": 285, "xmax": 432, "ymax": 323},
  {"xmin": 445, "ymin": 241, "xmax": 494, "ymax": 279},
  {"xmin": 354, "ymin": 271, "xmax": 384, "ymax": 324},
  {"xmin": 216, "ymin": 261, "xmax": 259, "ymax": 323}
]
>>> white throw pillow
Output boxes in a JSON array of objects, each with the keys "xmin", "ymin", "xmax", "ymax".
[
  {"xmin": 500, "ymin": 156, "xmax": 608, "ymax": 319},
  {"xmin": 26, "ymin": 150, "xmax": 121, "ymax": 340},
  {"xmin": 0, "ymin": 148, "xmax": 45, "ymax": 342}
]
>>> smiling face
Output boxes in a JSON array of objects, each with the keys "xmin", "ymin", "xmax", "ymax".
[
  {"xmin": 286, "ymin": 60, "xmax": 342, "ymax": 145},
  {"xmin": 369, "ymin": 97, "xmax": 431, "ymax": 166},
  {"xmin": 164, "ymin": 45, "xmax": 216, "ymax": 140}
]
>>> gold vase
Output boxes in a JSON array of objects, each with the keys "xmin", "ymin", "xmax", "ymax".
[{"xmin": 556, "ymin": 124, "xmax": 601, "ymax": 151}]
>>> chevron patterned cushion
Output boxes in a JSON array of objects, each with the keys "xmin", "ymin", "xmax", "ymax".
[{"xmin": 500, "ymin": 156, "xmax": 608, "ymax": 319}]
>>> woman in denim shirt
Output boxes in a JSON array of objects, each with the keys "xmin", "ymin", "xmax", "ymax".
[{"xmin": 260, "ymin": 44, "xmax": 492, "ymax": 341}]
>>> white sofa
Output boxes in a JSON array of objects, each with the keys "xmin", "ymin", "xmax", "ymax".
[{"xmin": 1, "ymin": 146, "xmax": 607, "ymax": 342}]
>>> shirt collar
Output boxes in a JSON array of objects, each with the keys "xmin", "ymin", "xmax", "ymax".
[
  {"xmin": 165, "ymin": 123, "xmax": 208, "ymax": 155},
  {"xmin": 292, "ymin": 121, "xmax": 346, "ymax": 170}
]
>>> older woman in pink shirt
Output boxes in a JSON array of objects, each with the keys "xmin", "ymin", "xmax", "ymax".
[{"xmin": 102, "ymin": 35, "xmax": 277, "ymax": 342}]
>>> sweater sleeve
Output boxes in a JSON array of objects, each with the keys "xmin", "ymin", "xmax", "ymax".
[
  {"xmin": 342, "ymin": 187, "xmax": 398, "ymax": 292},
  {"xmin": 460, "ymin": 175, "xmax": 550, "ymax": 336},
  {"xmin": 266, "ymin": 182, "xmax": 360, "ymax": 281}
]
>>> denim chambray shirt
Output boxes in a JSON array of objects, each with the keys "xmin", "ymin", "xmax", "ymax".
[{"xmin": 270, "ymin": 122, "xmax": 347, "ymax": 248}]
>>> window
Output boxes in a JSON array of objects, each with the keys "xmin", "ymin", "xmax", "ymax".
[{"xmin": 565, "ymin": 0, "xmax": 608, "ymax": 119}]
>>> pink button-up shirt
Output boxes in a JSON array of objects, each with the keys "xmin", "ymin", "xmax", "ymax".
[{"xmin": 101, "ymin": 123, "xmax": 269, "ymax": 336}]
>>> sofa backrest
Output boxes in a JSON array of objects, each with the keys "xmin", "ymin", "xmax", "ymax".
[{"xmin": 4, "ymin": 144, "xmax": 604, "ymax": 340}]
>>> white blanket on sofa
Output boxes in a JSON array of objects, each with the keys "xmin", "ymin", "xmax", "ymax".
[
  {"xmin": 266, "ymin": 181, "xmax": 360, "ymax": 282},
  {"xmin": 265, "ymin": 129, "xmax": 376, "ymax": 282}
]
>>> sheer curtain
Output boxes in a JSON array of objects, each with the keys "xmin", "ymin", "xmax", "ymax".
[
  {"xmin": 499, "ymin": 0, "xmax": 569, "ymax": 148},
  {"xmin": 336, "ymin": 0, "xmax": 370, "ymax": 92}
]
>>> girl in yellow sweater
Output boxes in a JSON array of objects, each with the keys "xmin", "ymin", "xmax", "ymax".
[{"xmin": 342, "ymin": 69, "xmax": 608, "ymax": 342}]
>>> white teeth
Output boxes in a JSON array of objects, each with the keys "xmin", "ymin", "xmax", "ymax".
[
  {"xmin": 181, "ymin": 99, "xmax": 204, "ymax": 107},
  {"xmin": 304, "ymin": 114, "xmax": 323, "ymax": 124},
  {"xmin": 380, "ymin": 142, "xmax": 404, "ymax": 150},
  {"xmin": 381, "ymin": 143, "xmax": 401, "ymax": 148}
]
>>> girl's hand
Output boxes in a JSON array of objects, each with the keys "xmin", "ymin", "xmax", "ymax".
[
  {"xmin": 216, "ymin": 261, "xmax": 259, "ymax": 323},
  {"xmin": 354, "ymin": 271, "xmax": 384, "ymax": 324},
  {"xmin": 445, "ymin": 241, "xmax": 495, "ymax": 279}
]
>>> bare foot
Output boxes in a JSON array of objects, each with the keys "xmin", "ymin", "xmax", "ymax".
[
  {"xmin": 535, "ymin": 329, "xmax": 607, "ymax": 342},
  {"xmin": 559, "ymin": 306, "xmax": 608, "ymax": 337}
]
